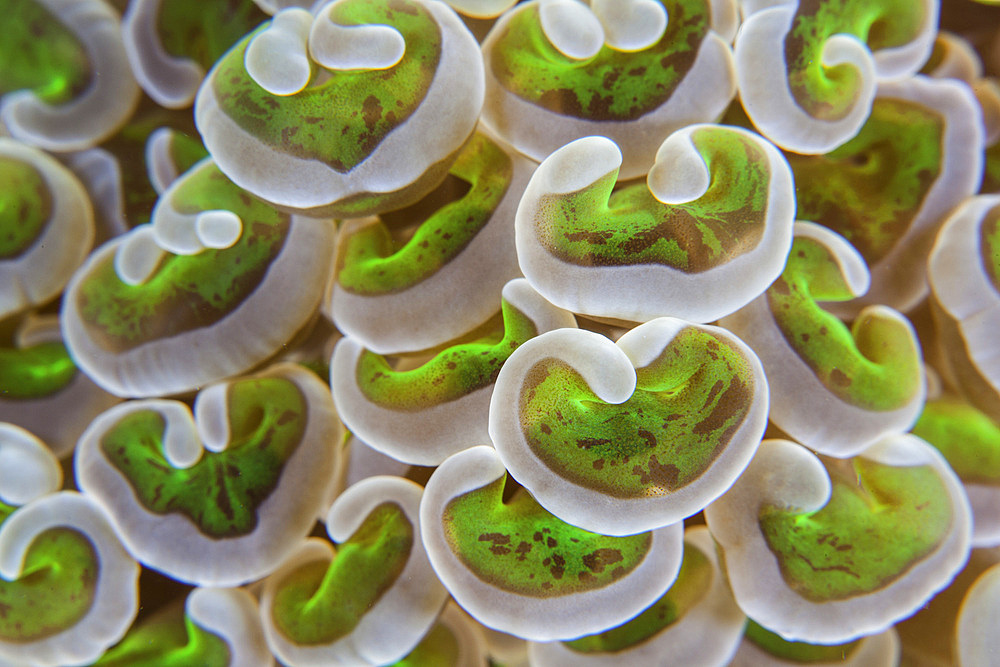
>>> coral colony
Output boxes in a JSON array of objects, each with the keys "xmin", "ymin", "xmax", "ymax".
[{"xmin": 5, "ymin": 0, "xmax": 1000, "ymax": 664}]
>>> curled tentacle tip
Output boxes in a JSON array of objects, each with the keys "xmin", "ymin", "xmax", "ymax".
[
  {"xmin": 245, "ymin": 8, "xmax": 313, "ymax": 96},
  {"xmin": 310, "ymin": 4, "xmax": 405, "ymax": 70},
  {"xmin": 113, "ymin": 225, "xmax": 165, "ymax": 286},
  {"xmin": 539, "ymin": 0, "xmax": 605, "ymax": 60},
  {"xmin": 0, "ymin": 424, "xmax": 61, "ymax": 507},
  {"xmin": 591, "ymin": 0, "xmax": 668, "ymax": 52}
]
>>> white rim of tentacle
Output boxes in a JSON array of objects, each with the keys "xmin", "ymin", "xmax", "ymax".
[
  {"xmin": 1, "ymin": 0, "xmax": 140, "ymax": 151},
  {"xmin": 514, "ymin": 127, "xmax": 794, "ymax": 324},
  {"xmin": 703, "ymin": 436, "xmax": 971, "ymax": 644},
  {"xmin": 195, "ymin": 0, "xmax": 484, "ymax": 212},
  {"xmin": 74, "ymin": 364, "xmax": 341, "ymax": 587},
  {"xmin": 0, "ymin": 492, "xmax": 139, "ymax": 667},
  {"xmin": 0, "ymin": 138, "xmax": 94, "ymax": 320},
  {"xmin": 328, "ymin": 130, "xmax": 537, "ymax": 355},
  {"xmin": 261, "ymin": 476, "xmax": 447, "ymax": 667},
  {"xmin": 419, "ymin": 445, "xmax": 685, "ymax": 642},
  {"xmin": 331, "ymin": 278, "xmax": 576, "ymax": 467},
  {"xmin": 481, "ymin": 0, "xmax": 737, "ymax": 180}
]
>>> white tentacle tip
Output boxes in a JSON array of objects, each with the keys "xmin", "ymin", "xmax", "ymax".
[
  {"xmin": 115, "ymin": 226, "xmax": 166, "ymax": 286},
  {"xmin": 194, "ymin": 384, "xmax": 232, "ymax": 454},
  {"xmin": 592, "ymin": 0, "xmax": 668, "ymax": 52},
  {"xmin": 647, "ymin": 132, "xmax": 711, "ymax": 205},
  {"xmin": 0, "ymin": 425, "xmax": 61, "ymax": 507},
  {"xmin": 160, "ymin": 404, "xmax": 204, "ymax": 470},
  {"xmin": 196, "ymin": 211, "xmax": 243, "ymax": 249},
  {"xmin": 245, "ymin": 8, "xmax": 314, "ymax": 95},
  {"xmin": 539, "ymin": 0, "xmax": 605, "ymax": 60},
  {"xmin": 539, "ymin": 135, "xmax": 622, "ymax": 195},
  {"xmin": 309, "ymin": 5, "xmax": 406, "ymax": 71}
]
